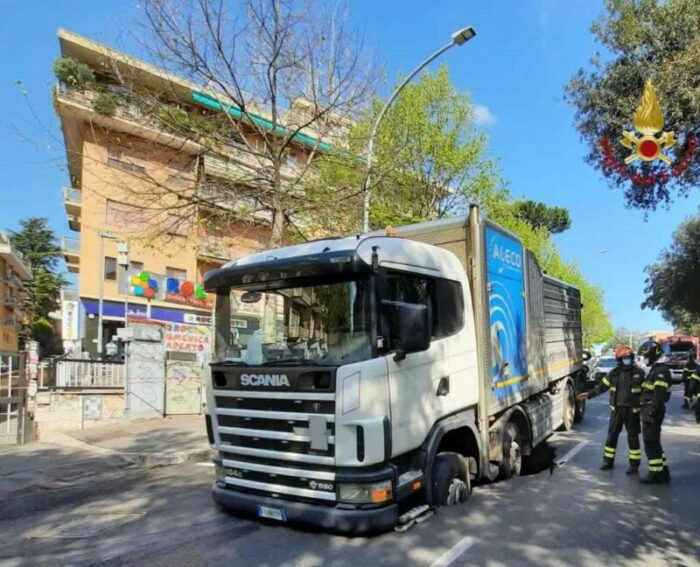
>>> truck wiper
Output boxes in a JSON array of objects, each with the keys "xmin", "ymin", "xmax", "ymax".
[
  {"xmin": 260, "ymin": 358, "xmax": 327, "ymax": 367},
  {"xmin": 210, "ymin": 360, "xmax": 249, "ymax": 367}
]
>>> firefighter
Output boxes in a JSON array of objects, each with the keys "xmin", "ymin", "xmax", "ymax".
[
  {"xmin": 576, "ymin": 345, "xmax": 643, "ymax": 473},
  {"xmin": 638, "ymin": 340, "xmax": 673, "ymax": 484},
  {"xmin": 681, "ymin": 355, "xmax": 699, "ymax": 409}
]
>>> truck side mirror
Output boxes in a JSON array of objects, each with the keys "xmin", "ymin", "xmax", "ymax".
[
  {"xmin": 582, "ymin": 350, "xmax": 592, "ymax": 362},
  {"xmin": 381, "ymin": 300, "xmax": 430, "ymax": 361}
]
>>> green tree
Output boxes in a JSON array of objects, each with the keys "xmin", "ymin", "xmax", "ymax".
[
  {"xmin": 642, "ymin": 210, "xmax": 700, "ymax": 327},
  {"xmin": 309, "ymin": 65, "xmax": 502, "ymax": 233},
  {"xmin": 565, "ymin": 0, "xmax": 700, "ymax": 210},
  {"xmin": 10, "ymin": 218, "xmax": 66, "ymax": 351},
  {"xmin": 512, "ymin": 200, "xmax": 572, "ymax": 234},
  {"xmin": 312, "ymin": 67, "xmax": 613, "ymax": 346},
  {"xmin": 607, "ymin": 327, "xmax": 647, "ymax": 351}
]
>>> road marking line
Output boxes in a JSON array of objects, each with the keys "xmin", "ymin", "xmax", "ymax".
[
  {"xmin": 557, "ymin": 440, "xmax": 589, "ymax": 466},
  {"xmin": 430, "ymin": 536, "xmax": 476, "ymax": 567},
  {"xmin": 196, "ymin": 462, "xmax": 214, "ymax": 467}
]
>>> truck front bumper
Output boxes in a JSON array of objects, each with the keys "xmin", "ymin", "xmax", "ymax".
[{"xmin": 212, "ymin": 485, "xmax": 397, "ymax": 535}]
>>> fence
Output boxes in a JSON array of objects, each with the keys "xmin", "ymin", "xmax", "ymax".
[
  {"xmin": 0, "ymin": 352, "xmax": 28, "ymax": 445},
  {"xmin": 53, "ymin": 359, "xmax": 125, "ymax": 389}
]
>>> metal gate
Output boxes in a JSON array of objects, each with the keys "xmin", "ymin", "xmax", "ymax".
[
  {"xmin": 165, "ymin": 357, "xmax": 203, "ymax": 415},
  {"xmin": 0, "ymin": 352, "xmax": 28, "ymax": 445}
]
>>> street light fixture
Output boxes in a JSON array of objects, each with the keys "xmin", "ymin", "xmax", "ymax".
[{"xmin": 361, "ymin": 26, "xmax": 477, "ymax": 233}]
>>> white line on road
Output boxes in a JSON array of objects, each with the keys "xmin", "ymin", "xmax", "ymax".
[
  {"xmin": 429, "ymin": 536, "xmax": 476, "ymax": 567},
  {"xmin": 196, "ymin": 462, "xmax": 214, "ymax": 467},
  {"xmin": 557, "ymin": 440, "xmax": 589, "ymax": 466}
]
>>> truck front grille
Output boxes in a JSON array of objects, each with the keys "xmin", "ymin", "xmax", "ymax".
[{"xmin": 213, "ymin": 389, "xmax": 337, "ymax": 503}]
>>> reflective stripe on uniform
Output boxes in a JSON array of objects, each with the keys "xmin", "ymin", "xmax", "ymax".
[
  {"xmin": 631, "ymin": 387, "xmax": 641, "ymax": 393},
  {"xmin": 649, "ymin": 465, "xmax": 664, "ymax": 472},
  {"xmin": 653, "ymin": 380, "xmax": 669, "ymax": 387},
  {"xmin": 643, "ymin": 383, "xmax": 656, "ymax": 390},
  {"xmin": 610, "ymin": 386, "xmax": 617, "ymax": 392},
  {"xmin": 602, "ymin": 376, "xmax": 611, "ymax": 387},
  {"xmin": 629, "ymin": 449, "xmax": 642, "ymax": 461},
  {"xmin": 633, "ymin": 407, "xmax": 641, "ymax": 413},
  {"xmin": 604, "ymin": 446, "xmax": 616, "ymax": 457},
  {"xmin": 648, "ymin": 458, "xmax": 664, "ymax": 465}
]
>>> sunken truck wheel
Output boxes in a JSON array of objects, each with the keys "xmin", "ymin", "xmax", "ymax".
[
  {"xmin": 560, "ymin": 383, "xmax": 576, "ymax": 431},
  {"xmin": 500, "ymin": 422, "xmax": 523, "ymax": 479},
  {"xmin": 430, "ymin": 452, "xmax": 471, "ymax": 507}
]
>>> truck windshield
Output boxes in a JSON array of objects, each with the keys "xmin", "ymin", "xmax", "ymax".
[
  {"xmin": 213, "ymin": 279, "xmax": 372, "ymax": 366},
  {"xmin": 663, "ymin": 342, "xmax": 695, "ymax": 358}
]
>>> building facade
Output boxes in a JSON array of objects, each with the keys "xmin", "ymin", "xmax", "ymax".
[
  {"xmin": 54, "ymin": 29, "xmax": 333, "ymax": 358},
  {"xmin": 0, "ymin": 231, "xmax": 32, "ymax": 352}
]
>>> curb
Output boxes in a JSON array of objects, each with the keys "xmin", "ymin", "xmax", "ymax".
[{"xmin": 39, "ymin": 431, "xmax": 213, "ymax": 468}]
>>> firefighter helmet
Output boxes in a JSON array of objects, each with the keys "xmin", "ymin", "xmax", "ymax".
[
  {"xmin": 614, "ymin": 345, "xmax": 634, "ymax": 361},
  {"xmin": 639, "ymin": 340, "xmax": 663, "ymax": 365}
]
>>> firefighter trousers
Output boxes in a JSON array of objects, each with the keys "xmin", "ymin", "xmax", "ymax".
[
  {"xmin": 641, "ymin": 405, "xmax": 668, "ymax": 473},
  {"xmin": 603, "ymin": 406, "xmax": 641, "ymax": 466}
]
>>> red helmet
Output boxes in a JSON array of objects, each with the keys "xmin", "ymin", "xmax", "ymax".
[{"xmin": 614, "ymin": 345, "xmax": 634, "ymax": 360}]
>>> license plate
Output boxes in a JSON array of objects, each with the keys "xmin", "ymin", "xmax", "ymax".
[{"xmin": 256, "ymin": 505, "xmax": 287, "ymax": 522}]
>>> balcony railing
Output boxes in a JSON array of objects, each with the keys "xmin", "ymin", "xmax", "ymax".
[
  {"xmin": 62, "ymin": 237, "xmax": 80, "ymax": 254},
  {"xmin": 63, "ymin": 187, "xmax": 81, "ymax": 204}
]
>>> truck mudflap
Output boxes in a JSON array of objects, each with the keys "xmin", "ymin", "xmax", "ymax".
[{"xmin": 212, "ymin": 485, "xmax": 398, "ymax": 535}]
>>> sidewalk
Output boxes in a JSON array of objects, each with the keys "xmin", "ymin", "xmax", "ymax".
[{"xmin": 40, "ymin": 415, "xmax": 213, "ymax": 467}]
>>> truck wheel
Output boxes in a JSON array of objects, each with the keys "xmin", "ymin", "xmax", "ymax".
[
  {"xmin": 430, "ymin": 452, "xmax": 471, "ymax": 507},
  {"xmin": 500, "ymin": 423, "xmax": 522, "ymax": 479},
  {"xmin": 574, "ymin": 398, "xmax": 586, "ymax": 424},
  {"xmin": 560, "ymin": 383, "xmax": 575, "ymax": 431}
]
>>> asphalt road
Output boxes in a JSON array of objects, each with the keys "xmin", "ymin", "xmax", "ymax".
[{"xmin": 1, "ymin": 390, "xmax": 699, "ymax": 567}]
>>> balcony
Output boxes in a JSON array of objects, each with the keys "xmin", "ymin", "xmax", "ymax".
[
  {"xmin": 63, "ymin": 187, "xmax": 82, "ymax": 231},
  {"xmin": 196, "ymin": 238, "xmax": 235, "ymax": 262},
  {"xmin": 62, "ymin": 237, "xmax": 80, "ymax": 273},
  {"xmin": 197, "ymin": 183, "xmax": 273, "ymax": 224}
]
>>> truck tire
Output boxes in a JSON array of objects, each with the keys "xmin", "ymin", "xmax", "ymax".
[
  {"xmin": 574, "ymin": 398, "xmax": 586, "ymax": 424},
  {"xmin": 500, "ymin": 422, "xmax": 522, "ymax": 479},
  {"xmin": 559, "ymin": 383, "xmax": 575, "ymax": 431},
  {"xmin": 430, "ymin": 452, "xmax": 471, "ymax": 507}
]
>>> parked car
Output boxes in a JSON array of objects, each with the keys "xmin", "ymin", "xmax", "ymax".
[{"xmin": 592, "ymin": 356, "xmax": 617, "ymax": 385}]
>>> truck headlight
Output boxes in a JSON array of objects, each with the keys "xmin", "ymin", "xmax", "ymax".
[
  {"xmin": 337, "ymin": 479, "xmax": 392, "ymax": 504},
  {"xmin": 214, "ymin": 462, "xmax": 226, "ymax": 487}
]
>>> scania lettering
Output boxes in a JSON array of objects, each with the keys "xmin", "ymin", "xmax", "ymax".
[
  {"xmin": 203, "ymin": 206, "xmax": 588, "ymax": 534},
  {"xmin": 240, "ymin": 374, "xmax": 291, "ymax": 387}
]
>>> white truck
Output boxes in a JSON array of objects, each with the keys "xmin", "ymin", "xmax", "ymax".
[{"xmin": 203, "ymin": 206, "xmax": 587, "ymax": 534}]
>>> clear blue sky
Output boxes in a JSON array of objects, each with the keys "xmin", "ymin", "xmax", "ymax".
[{"xmin": 1, "ymin": 0, "xmax": 697, "ymax": 331}]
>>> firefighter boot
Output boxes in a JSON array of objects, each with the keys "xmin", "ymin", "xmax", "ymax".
[
  {"xmin": 625, "ymin": 463, "xmax": 639, "ymax": 475},
  {"xmin": 600, "ymin": 460, "xmax": 614, "ymax": 471},
  {"xmin": 640, "ymin": 472, "xmax": 665, "ymax": 484}
]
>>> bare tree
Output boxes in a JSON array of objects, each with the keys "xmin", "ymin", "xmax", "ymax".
[{"xmin": 144, "ymin": 0, "xmax": 375, "ymax": 245}]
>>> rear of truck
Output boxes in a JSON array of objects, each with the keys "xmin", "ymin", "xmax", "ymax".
[{"xmin": 397, "ymin": 206, "xmax": 584, "ymax": 471}]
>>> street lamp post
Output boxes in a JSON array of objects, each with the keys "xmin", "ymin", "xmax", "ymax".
[{"xmin": 361, "ymin": 26, "xmax": 477, "ymax": 233}]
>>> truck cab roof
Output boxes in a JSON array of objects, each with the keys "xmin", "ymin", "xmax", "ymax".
[{"xmin": 203, "ymin": 233, "xmax": 465, "ymax": 292}]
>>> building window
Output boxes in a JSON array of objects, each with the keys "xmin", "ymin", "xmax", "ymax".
[
  {"xmin": 166, "ymin": 267, "xmax": 187, "ymax": 280},
  {"xmin": 105, "ymin": 199, "xmax": 146, "ymax": 230},
  {"xmin": 130, "ymin": 261, "xmax": 144, "ymax": 273},
  {"xmin": 166, "ymin": 214, "xmax": 189, "ymax": 236},
  {"xmin": 107, "ymin": 143, "xmax": 146, "ymax": 174},
  {"xmin": 104, "ymin": 257, "xmax": 117, "ymax": 280}
]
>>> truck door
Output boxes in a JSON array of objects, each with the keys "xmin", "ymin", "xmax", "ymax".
[
  {"xmin": 381, "ymin": 271, "xmax": 474, "ymax": 457},
  {"xmin": 485, "ymin": 226, "xmax": 528, "ymax": 408}
]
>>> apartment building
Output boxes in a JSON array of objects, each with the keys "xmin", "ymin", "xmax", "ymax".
[
  {"xmin": 54, "ymin": 29, "xmax": 336, "ymax": 357},
  {"xmin": 0, "ymin": 232, "xmax": 32, "ymax": 352}
]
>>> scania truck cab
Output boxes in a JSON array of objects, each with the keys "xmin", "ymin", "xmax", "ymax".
[{"xmin": 203, "ymin": 206, "xmax": 586, "ymax": 534}]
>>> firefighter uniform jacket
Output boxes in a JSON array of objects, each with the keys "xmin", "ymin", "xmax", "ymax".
[
  {"xmin": 590, "ymin": 365, "xmax": 644, "ymax": 409},
  {"xmin": 641, "ymin": 363, "xmax": 673, "ymax": 410}
]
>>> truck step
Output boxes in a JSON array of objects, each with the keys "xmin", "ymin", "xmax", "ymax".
[{"xmin": 395, "ymin": 505, "xmax": 433, "ymax": 533}]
